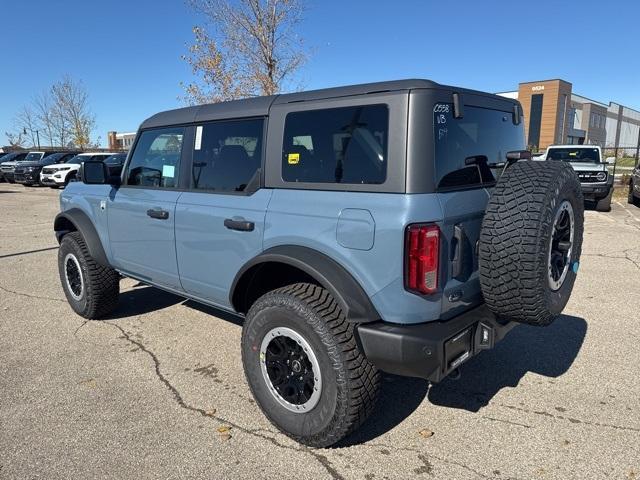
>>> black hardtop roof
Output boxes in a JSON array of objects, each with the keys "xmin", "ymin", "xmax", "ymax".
[{"xmin": 140, "ymin": 79, "xmax": 517, "ymax": 129}]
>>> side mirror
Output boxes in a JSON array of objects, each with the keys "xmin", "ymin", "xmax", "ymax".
[
  {"xmin": 81, "ymin": 161, "xmax": 110, "ymax": 185},
  {"xmin": 605, "ymin": 156, "xmax": 616, "ymax": 165},
  {"xmin": 506, "ymin": 150, "xmax": 532, "ymax": 161}
]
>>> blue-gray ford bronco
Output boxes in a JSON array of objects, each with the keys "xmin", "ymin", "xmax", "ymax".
[{"xmin": 54, "ymin": 80, "xmax": 584, "ymax": 447}]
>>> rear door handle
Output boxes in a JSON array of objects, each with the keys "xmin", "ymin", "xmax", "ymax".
[
  {"xmin": 224, "ymin": 218, "xmax": 254, "ymax": 232},
  {"xmin": 146, "ymin": 208, "xmax": 169, "ymax": 220}
]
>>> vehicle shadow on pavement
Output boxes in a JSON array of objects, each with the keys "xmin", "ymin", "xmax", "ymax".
[
  {"xmin": 104, "ymin": 284, "xmax": 184, "ymax": 319},
  {"xmin": 337, "ymin": 374, "xmax": 430, "ymax": 447},
  {"xmin": 428, "ymin": 314, "xmax": 587, "ymax": 412},
  {"xmin": 340, "ymin": 314, "xmax": 586, "ymax": 446},
  {"xmin": 104, "ymin": 284, "xmax": 244, "ymax": 324}
]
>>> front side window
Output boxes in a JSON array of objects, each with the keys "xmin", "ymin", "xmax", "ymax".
[
  {"xmin": 434, "ymin": 104, "xmax": 525, "ymax": 189},
  {"xmin": 282, "ymin": 105, "xmax": 388, "ymax": 184},
  {"xmin": 191, "ymin": 119, "xmax": 263, "ymax": 192},
  {"xmin": 126, "ymin": 127, "xmax": 184, "ymax": 188}
]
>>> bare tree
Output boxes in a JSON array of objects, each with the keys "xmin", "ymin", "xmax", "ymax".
[
  {"xmin": 5, "ymin": 130, "xmax": 26, "ymax": 148},
  {"xmin": 33, "ymin": 91, "xmax": 56, "ymax": 147},
  {"xmin": 51, "ymin": 75, "xmax": 96, "ymax": 149},
  {"xmin": 182, "ymin": 0, "xmax": 307, "ymax": 104},
  {"xmin": 14, "ymin": 106, "xmax": 40, "ymax": 147}
]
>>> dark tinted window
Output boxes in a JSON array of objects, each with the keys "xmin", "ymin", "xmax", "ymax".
[
  {"xmin": 126, "ymin": 127, "xmax": 185, "ymax": 188},
  {"xmin": 547, "ymin": 147, "xmax": 600, "ymax": 163},
  {"xmin": 191, "ymin": 119, "xmax": 263, "ymax": 192},
  {"xmin": 434, "ymin": 104, "xmax": 525, "ymax": 189},
  {"xmin": 528, "ymin": 94, "xmax": 544, "ymax": 149},
  {"xmin": 282, "ymin": 105, "xmax": 388, "ymax": 184},
  {"xmin": 104, "ymin": 153, "xmax": 127, "ymax": 165}
]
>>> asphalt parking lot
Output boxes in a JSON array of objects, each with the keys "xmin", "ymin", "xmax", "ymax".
[{"xmin": 0, "ymin": 183, "xmax": 639, "ymax": 480}]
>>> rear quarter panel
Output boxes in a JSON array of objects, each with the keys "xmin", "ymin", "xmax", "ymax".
[{"xmin": 264, "ymin": 189, "xmax": 445, "ymax": 324}]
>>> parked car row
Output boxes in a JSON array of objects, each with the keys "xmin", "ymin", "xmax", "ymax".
[{"xmin": 0, "ymin": 151, "xmax": 126, "ymax": 188}]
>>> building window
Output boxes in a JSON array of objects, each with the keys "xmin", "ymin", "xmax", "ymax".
[{"xmin": 528, "ymin": 94, "xmax": 544, "ymax": 149}]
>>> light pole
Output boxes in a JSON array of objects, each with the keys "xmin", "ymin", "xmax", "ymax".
[{"xmin": 23, "ymin": 127, "xmax": 41, "ymax": 149}]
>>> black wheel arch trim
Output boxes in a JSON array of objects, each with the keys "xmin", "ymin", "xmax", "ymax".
[
  {"xmin": 54, "ymin": 209, "xmax": 109, "ymax": 267},
  {"xmin": 230, "ymin": 245, "xmax": 380, "ymax": 323}
]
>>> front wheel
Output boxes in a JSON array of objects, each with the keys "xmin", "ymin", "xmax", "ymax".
[
  {"xmin": 58, "ymin": 232, "xmax": 120, "ymax": 319},
  {"xmin": 241, "ymin": 283, "xmax": 380, "ymax": 447},
  {"xmin": 595, "ymin": 189, "xmax": 613, "ymax": 212}
]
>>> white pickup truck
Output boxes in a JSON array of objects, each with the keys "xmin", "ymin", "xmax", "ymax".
[{"xmin": 536, "ymin": 145, "xmax": 615, "ymax": 212}]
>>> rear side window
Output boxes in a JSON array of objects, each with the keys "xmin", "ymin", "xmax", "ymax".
[
  {"xmin": 191, "ymin": 118, "xmax": 263, "ymax": 192},
  {"xmin": 282, "ymin": 105, "xmax": 388, "ymax": 184},
  {"xmin": 126, "ymin": 127, "xmax": 185, "ymax": 188},
  {"xmin": 434, "ymin": 104, "xmax": 525, "ymax": 190}
]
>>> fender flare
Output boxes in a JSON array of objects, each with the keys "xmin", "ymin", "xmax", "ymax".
[
  {"xmin": 54, "ymin": 208, "xmax": 109, "ymax": 267},
  {"xmin": 230, "ymin": 245, "xmax": 380, "ymax": 323}
]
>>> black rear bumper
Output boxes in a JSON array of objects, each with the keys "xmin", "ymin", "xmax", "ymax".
[{"xmin": 356, "ymin": 304, "xmax": 516, "ymax": 382}]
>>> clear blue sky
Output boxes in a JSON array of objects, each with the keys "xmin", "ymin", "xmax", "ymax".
[{"xmin": 2, "ymin": 0, "xmax": 639, "ymax": 147}]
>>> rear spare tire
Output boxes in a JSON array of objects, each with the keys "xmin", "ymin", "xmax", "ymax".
[{"xmin": 479, "ymin": 160, "xmax": 584, "ymax": 326}]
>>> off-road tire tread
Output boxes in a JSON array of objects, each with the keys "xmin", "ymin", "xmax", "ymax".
[
  {"xmin": 60, "ymin": 232, "xmax": 119, "ymax": 319},
  {"xmin": 243, "ymin": 282, "xmax": 380, "ymax": 447},
  {"xmin": 479, "ymin": 160, "xmax": 583, "ymax": 326}
]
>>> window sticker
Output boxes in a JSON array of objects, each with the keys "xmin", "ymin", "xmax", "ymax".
[
  {"xmin": 195, "ymin": 125, "xmax": 203, "ymax": 150},
  {"xmin": 287, "ymin": 152, "xmax": 300, "ymax": 165},
  {"xmin": 162, "ymin": 165, "xmax": 176, "ymax": 178}
]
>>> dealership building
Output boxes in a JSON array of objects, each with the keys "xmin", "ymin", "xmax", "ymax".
[
  {"xmin": 497, "ymin": 79, "xmax": 640, "ymax": 152},
  {"xmin": 107, "ymin": 131, "xmax": 136, "ymax": 151}
]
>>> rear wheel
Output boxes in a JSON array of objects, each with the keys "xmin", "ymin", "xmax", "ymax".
[
  {"xmin": 58, "ymin": 232, "xmax": 119, "ymax": 319},
  {"xmin": 241, "ymin": 283, "xmax": 379, "ymax": 447},
  {"xmin": 479, "ymin": 160, "xmax": 584, "ymax": 326}
]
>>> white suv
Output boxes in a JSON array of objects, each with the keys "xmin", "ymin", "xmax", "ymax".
[
  {"xmin": 541, "ymin": 145, "xmax": 615, "ymax": 212},
  {"xmin": 40, "ymin": 152, "xmax": 116, "ymax": 188}
]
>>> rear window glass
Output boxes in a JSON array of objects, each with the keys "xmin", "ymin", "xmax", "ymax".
[
  {"xmin": 434, "ymin": 104, "xmax": 525, "ymax": 189},
  {"xmin": 282, "ymin": 105, "xmax": 388, "ymax": 185}
]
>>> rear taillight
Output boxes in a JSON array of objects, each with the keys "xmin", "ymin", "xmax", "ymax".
[{"xmin": 405, "ymin": 224, "xmax": 440, "ymax": 295}]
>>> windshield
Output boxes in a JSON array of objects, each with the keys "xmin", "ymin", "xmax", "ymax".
[
  {"xmin": 24, "ymin": 152, "xmax": 44, "ymax": 162},
  {"xmin": 1, "ymin": 153, "xmax": 19, "ymax": 162},
  {"xmin": 66, "ymin": 155, "xmax": 84, "ymax": 163},
  {"xmin": 434, "ymin": 104, "xmax": 525, "ymax": 189},
  {"xmin": 547, "ymin": 147, "xmax": 601, "ymax": 163},
  {"xmin": 43, "ymin": 153, "xmax": 65, "ymax": 163}
]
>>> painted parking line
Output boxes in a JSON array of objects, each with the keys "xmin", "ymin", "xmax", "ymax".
[
  {"xmin": 0, "ymin": 246, "xmax": 58, "ymax": 259},
  {"xmin": 616, "ymin": 201, "xmax": 640, "ymax": 222}
]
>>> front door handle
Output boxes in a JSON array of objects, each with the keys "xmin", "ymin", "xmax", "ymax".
[
  {"xmin": 146, "ymin": 208, "xmax": 169, "ymax": 220},
  {"xmin": 224, "ymin": 218, "xmax": 254, "ymax": 232}
]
